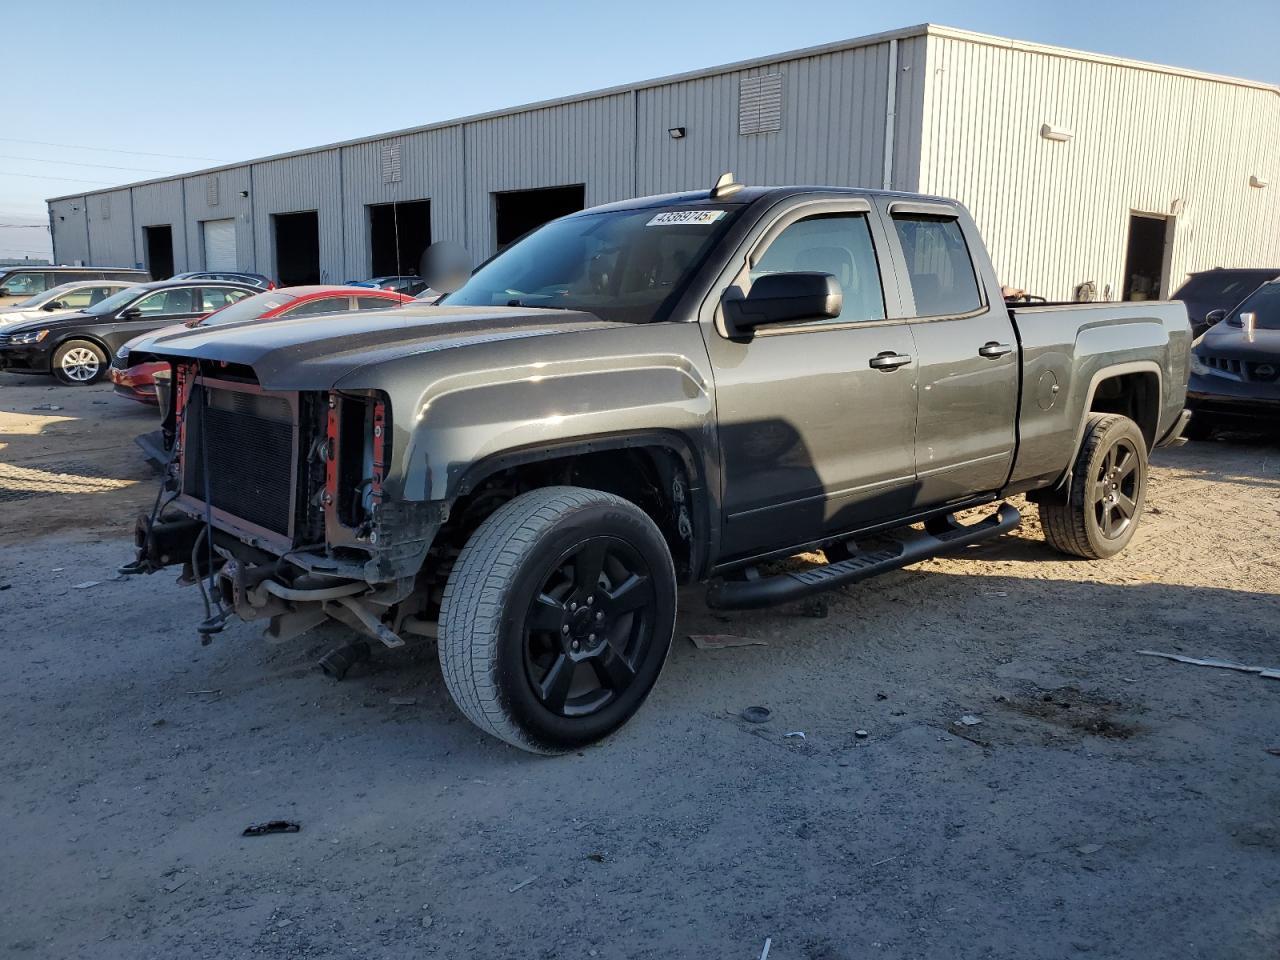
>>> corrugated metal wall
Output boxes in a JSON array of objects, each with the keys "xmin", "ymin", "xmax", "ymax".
[
  {"xmin": 340, "ymin": 127, "xmax": 464, "ymax": 280},
  {"xmin": 251, "ymin": 150, "xmax": 344, "ymax": 282},
  {"xmin": 86, "ymin": 188, "xmax": 136, "ymax": 267},
  {"xmin": 183, "ymin": 166, "xmax": 253, "ymax": 271},
  {"xmin": 636, "ymin": 41, "xmax": 898, "ymax": 194},
  {"xmin": 462, "ymin": 94, "xmax": 635, "ymax": 256},
  {"xmin": 49, "ymin": 197, "xmax": 89, "ymax": 265},
  {"xmin": 49, "ymin": 28, "xmax": 1280, "ymax": 295},
  {"xmin": 917, "ymin": 34, "xmax": 1280, "ymax": 299},
  {"xmin": 132, "ymin": 180, "xmax": 189, "ymax": 273}
]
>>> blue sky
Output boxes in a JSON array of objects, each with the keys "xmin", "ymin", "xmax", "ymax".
[{"xmin": 4, "ymin": 0, "xmax": 1276, "ymax": 260}]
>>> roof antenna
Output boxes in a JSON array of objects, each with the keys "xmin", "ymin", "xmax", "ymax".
[{"xmin": 710, "ymin": 172, "xmax": 744, "ymax": 199}]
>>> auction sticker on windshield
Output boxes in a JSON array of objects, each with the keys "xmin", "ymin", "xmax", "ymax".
[{"xmin": 646, "ymin": 210, "xmax": 726, "ymax": 226}]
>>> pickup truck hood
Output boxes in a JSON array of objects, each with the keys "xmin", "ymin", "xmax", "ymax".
[
  {"xmin": 1196, "ymin": 322, "xmax": 1280, "ymax": 360},
  {"xmin": 134, "ymin": 304, "xmax": 624, "ymax": 390}
]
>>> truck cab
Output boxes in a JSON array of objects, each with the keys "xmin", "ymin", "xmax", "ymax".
[{"xmin": 123, "ymin": 181, "xmax": 1191, "ymax": 754}]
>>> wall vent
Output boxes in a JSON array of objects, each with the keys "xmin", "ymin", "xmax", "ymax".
[
  {"xmin": 739, "ymin": 73, "xmax": 783, "ymax": 135},
  {"xmin": 206, "ymin": 175, "xmax": 219, "ymax": 207},
  {"xmin": 99, "ymin": 196, "xmax": 110, "ymax": 220},
  {"xmin": 381, "ymin": 141, "xmax": 402, "ymax": 184}
]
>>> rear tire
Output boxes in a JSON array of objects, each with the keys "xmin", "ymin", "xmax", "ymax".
[
  {"xmin": 52, "ymin": 339, "xmax": 108, "ymax": 385},
  {"xmin": 1038, "ymin": 413, "xmax": 1148, "ymax": 560},
  {"xmin": 438, "ymin": 486, "xmax": 676, "ymax": 754}
]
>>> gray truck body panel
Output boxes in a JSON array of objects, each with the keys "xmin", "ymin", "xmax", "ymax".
[{"xmin": 132, "ymin": 185, "xmax": 1190, "ymax": 583}]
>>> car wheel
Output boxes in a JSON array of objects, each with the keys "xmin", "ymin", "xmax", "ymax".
[
  {"xmin": 439, "ymin": 486, "xmax": 676, "ymax": 754},
  {"xmin": 1038, "ymin": 413, "xmax": 1148, "ymax": 560},
  {"xmin": 52, "ymin": 339, "xmax": 108, "ymax": 385},
  {"xmin": 1182, "ymin": 414, "xmax": 1216, "ymax": 441}
]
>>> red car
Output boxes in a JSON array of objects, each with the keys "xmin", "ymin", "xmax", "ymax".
[{"xmin": 110, "ymin": 285, "xmax": 412, "ymax": 404}]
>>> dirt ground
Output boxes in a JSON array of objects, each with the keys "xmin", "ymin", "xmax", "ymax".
[{"xmin": 2, "ymin": 370, "xmax": 1278, "ymax": 960}]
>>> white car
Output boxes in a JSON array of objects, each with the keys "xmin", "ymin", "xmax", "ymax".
[{"xmin": 0, "ymin": 280, "xmax": 139, "ymax": 327}]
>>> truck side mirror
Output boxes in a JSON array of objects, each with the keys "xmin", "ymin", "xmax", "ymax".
[
  {"xmin": 723, "ymin": 272, "xmax": 843, "ymax": 332},
  {"xmin": 1204, "ymin": 308, "xmax": 1226, "ymax": 326}
]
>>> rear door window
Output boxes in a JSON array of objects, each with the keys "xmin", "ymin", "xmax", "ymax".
[
  {"xmin": 891, "ymin": 215, "xmax": 984, "ymax": 317},
  {"xmin": 280, "ymin": 297, "xmax": 351, "ymax": 318},
  {"xmin": 200, "ymin": 287, "xmax": 252, "ymax": 313},
  {"xmin": 0, "ymin": 272, "xmax": 49, "ymax": 297},
  {"xmin": 750, "ymin": 213, "xmax": 886, "ymax": 324},
  {"xmin": 133, "ymin": 288, "xmax": 197, "ymax": 317},
  {"xmin": 356, "ymin": 296, "xmax": 398, "ymax": 310}
]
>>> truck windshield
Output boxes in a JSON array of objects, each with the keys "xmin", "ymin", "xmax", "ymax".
[
  {"xmin": 441, "ymin": 204, "xmax": 742, "ymax": 323},
  {"xmin": 1228, "ymin": 282, "xmax": 1280, "ymax": 330}
]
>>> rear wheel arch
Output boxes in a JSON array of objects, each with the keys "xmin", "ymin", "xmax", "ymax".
[{"xmin": 1086, "ymin": 366, "xmax": 1162, "ymax": 449}]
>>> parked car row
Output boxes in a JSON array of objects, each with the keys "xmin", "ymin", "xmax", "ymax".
[
  {"xmin": 109, "ymin": 285, "xmax": 413, "ymax": 403},
  {"xmin": 0, "ymin": 265, "xmax": 149, "ymax": 306}
]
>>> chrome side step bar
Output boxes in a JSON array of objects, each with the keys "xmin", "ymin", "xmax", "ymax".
[{"xmin": 705, "ymin": 503, "xmax": 1022, "ymax": 610}]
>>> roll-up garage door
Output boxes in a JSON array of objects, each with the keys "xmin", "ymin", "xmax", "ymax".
[{"xmin": 202, "ymin": 219, "xmax": 237, "ymax": 271}]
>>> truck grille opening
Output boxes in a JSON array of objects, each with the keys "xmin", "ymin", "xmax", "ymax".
[{"xmin": 183, "ymin": 385, "xmax": 297, "ymax": 537}]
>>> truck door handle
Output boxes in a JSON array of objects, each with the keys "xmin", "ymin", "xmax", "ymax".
[
  {"xmin": 978, "ymin": 341, "xmax": 1014, "ymax": 359},
  {"xmin": 868, "ymin": 351, "xmax": 913, "ymax": 371}
]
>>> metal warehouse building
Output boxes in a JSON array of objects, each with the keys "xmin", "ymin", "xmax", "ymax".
[{"xmin": 48, "ymin": 24, "xmax": 1280, "ymax": 301}]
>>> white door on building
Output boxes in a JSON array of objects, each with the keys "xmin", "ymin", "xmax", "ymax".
[{"xmin": 202, "ymin": 219, "xmax": 237, "ymax": 271}]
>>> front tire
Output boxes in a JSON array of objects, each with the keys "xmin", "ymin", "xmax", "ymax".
[
  {"xmin": 1038, "ymin": 413, "xmax": 1148, "ymax": 560},
  {"xmin": 52, "ymin": 339, "xmax": 108, "ymax": 385},
  {"xmin": 439, "ymin": 486, "xmax": 676, "ymax": 754}
]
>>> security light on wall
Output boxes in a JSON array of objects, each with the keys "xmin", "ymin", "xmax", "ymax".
[
  {"xmin": 1249, "ymin": 175, "xmax": 1269, "ymax": 188},
  {"xmin": 239, "ymin": 190, "xmax": 250, "ymax": 198},
  {"xmin": 1040, "ymin": 123, "xmax": 1074, "ymax": 142},
  {"xmin": 668, "ymin": 127, "xmax": 686, "ymax": 139}
]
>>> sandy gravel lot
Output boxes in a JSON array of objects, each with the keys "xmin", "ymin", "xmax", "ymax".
[{"xmin": 1, "ymin": 370, "xmax": 1278, "ymax": 960}]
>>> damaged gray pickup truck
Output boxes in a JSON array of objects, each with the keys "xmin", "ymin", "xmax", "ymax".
[{"xmin": 122, "ymin": 180, "xmax": 1191, "ymax": 753}]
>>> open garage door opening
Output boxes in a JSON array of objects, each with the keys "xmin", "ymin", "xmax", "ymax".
[
  {"xmin": 494, "ymin": 185, "xmax": 585, "ymax": 251},
  {"xmin": 274, "ymin": 211, "xmax": 320, "ymax": 286},
  {"xmin": 369, "ymin": 200, "xmax": 431, "ymax": 278},
  {"xmin": 143, "ymin": 225, "xmax": 174, "ymax": 280},
  {"xmin": 202, "ymin": 218, "xmax": 237, "ymax": 271},
  {"xmin": 1122, "ymin": 213, "xmax": 1174, "ymax": 301}
]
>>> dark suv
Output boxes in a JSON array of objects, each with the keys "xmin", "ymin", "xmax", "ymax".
[
  {"xmin": 0, "ymin": 279, "xmax": 257, "ymax": 384},
  {"xmin": 1173, "ymin": 267, "xmax": 1280, "ymax": 338},
  {"xmin": 0, "ymin": 266, "xmax": 150, "ymax": 307}
]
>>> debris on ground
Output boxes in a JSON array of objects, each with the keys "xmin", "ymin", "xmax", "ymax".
[
  {"xmin": 186, "ymin": 689, "xmax": 221, "ymax": 697},
  {"xmin": 741, "ymin": 705, "xmax": 772, "ymax": 724},
  {"xmin": 784, "ymin": 731, "xmax": 806, "ymax": 739},
  {"xmin": 241, "ymin": 820, "xmax": 301, "ymax": 837},
  {"xmin": 1266, "ymin": 748, "xmax": 1280, "ymax": 758},
  {"xmin": 947, "ymin": 723, "xmax": 992, "ymax": 748},
  {"xmin": 958, "ymin": 714, "xmax": 984, "ymax": 726},
  {"xmin": 759, "ymin": 937, "xmax": 773, "ymax": 960},
  {"xmin": 854, "ymin": 729, "xmax": 870, "ymax": 739},
  {"xmin": 1137, "ymin": 649, "xmax": 1280, "ymax": 680},
  {"xmin": 508, "ymin": 877, "xmax": 537, "ymax": 893},
  {"xmin": 1076, "ymin": 843, "xmax": 1105, "ymax": 855},
  {"xmin": 318, "ymin": 640, "xmax": 372, "ymax": 680},
  {"xmin": 689, "ymin": 633, "xmax": 766, "ymax": 650},
  {"xmin": 389, "ymin": 697, "xmax": 417, "ymax": 706},
  {"xmin": 585, "ymin": 852, "xmax": 610, "ymax": 863},
  {"xmin": 72, "ymin": 580, "xmax": 102, "ymax": 590},
  {"xmin": 30, "ymin": 404, "xmax": 63, "ymax": 411}
]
